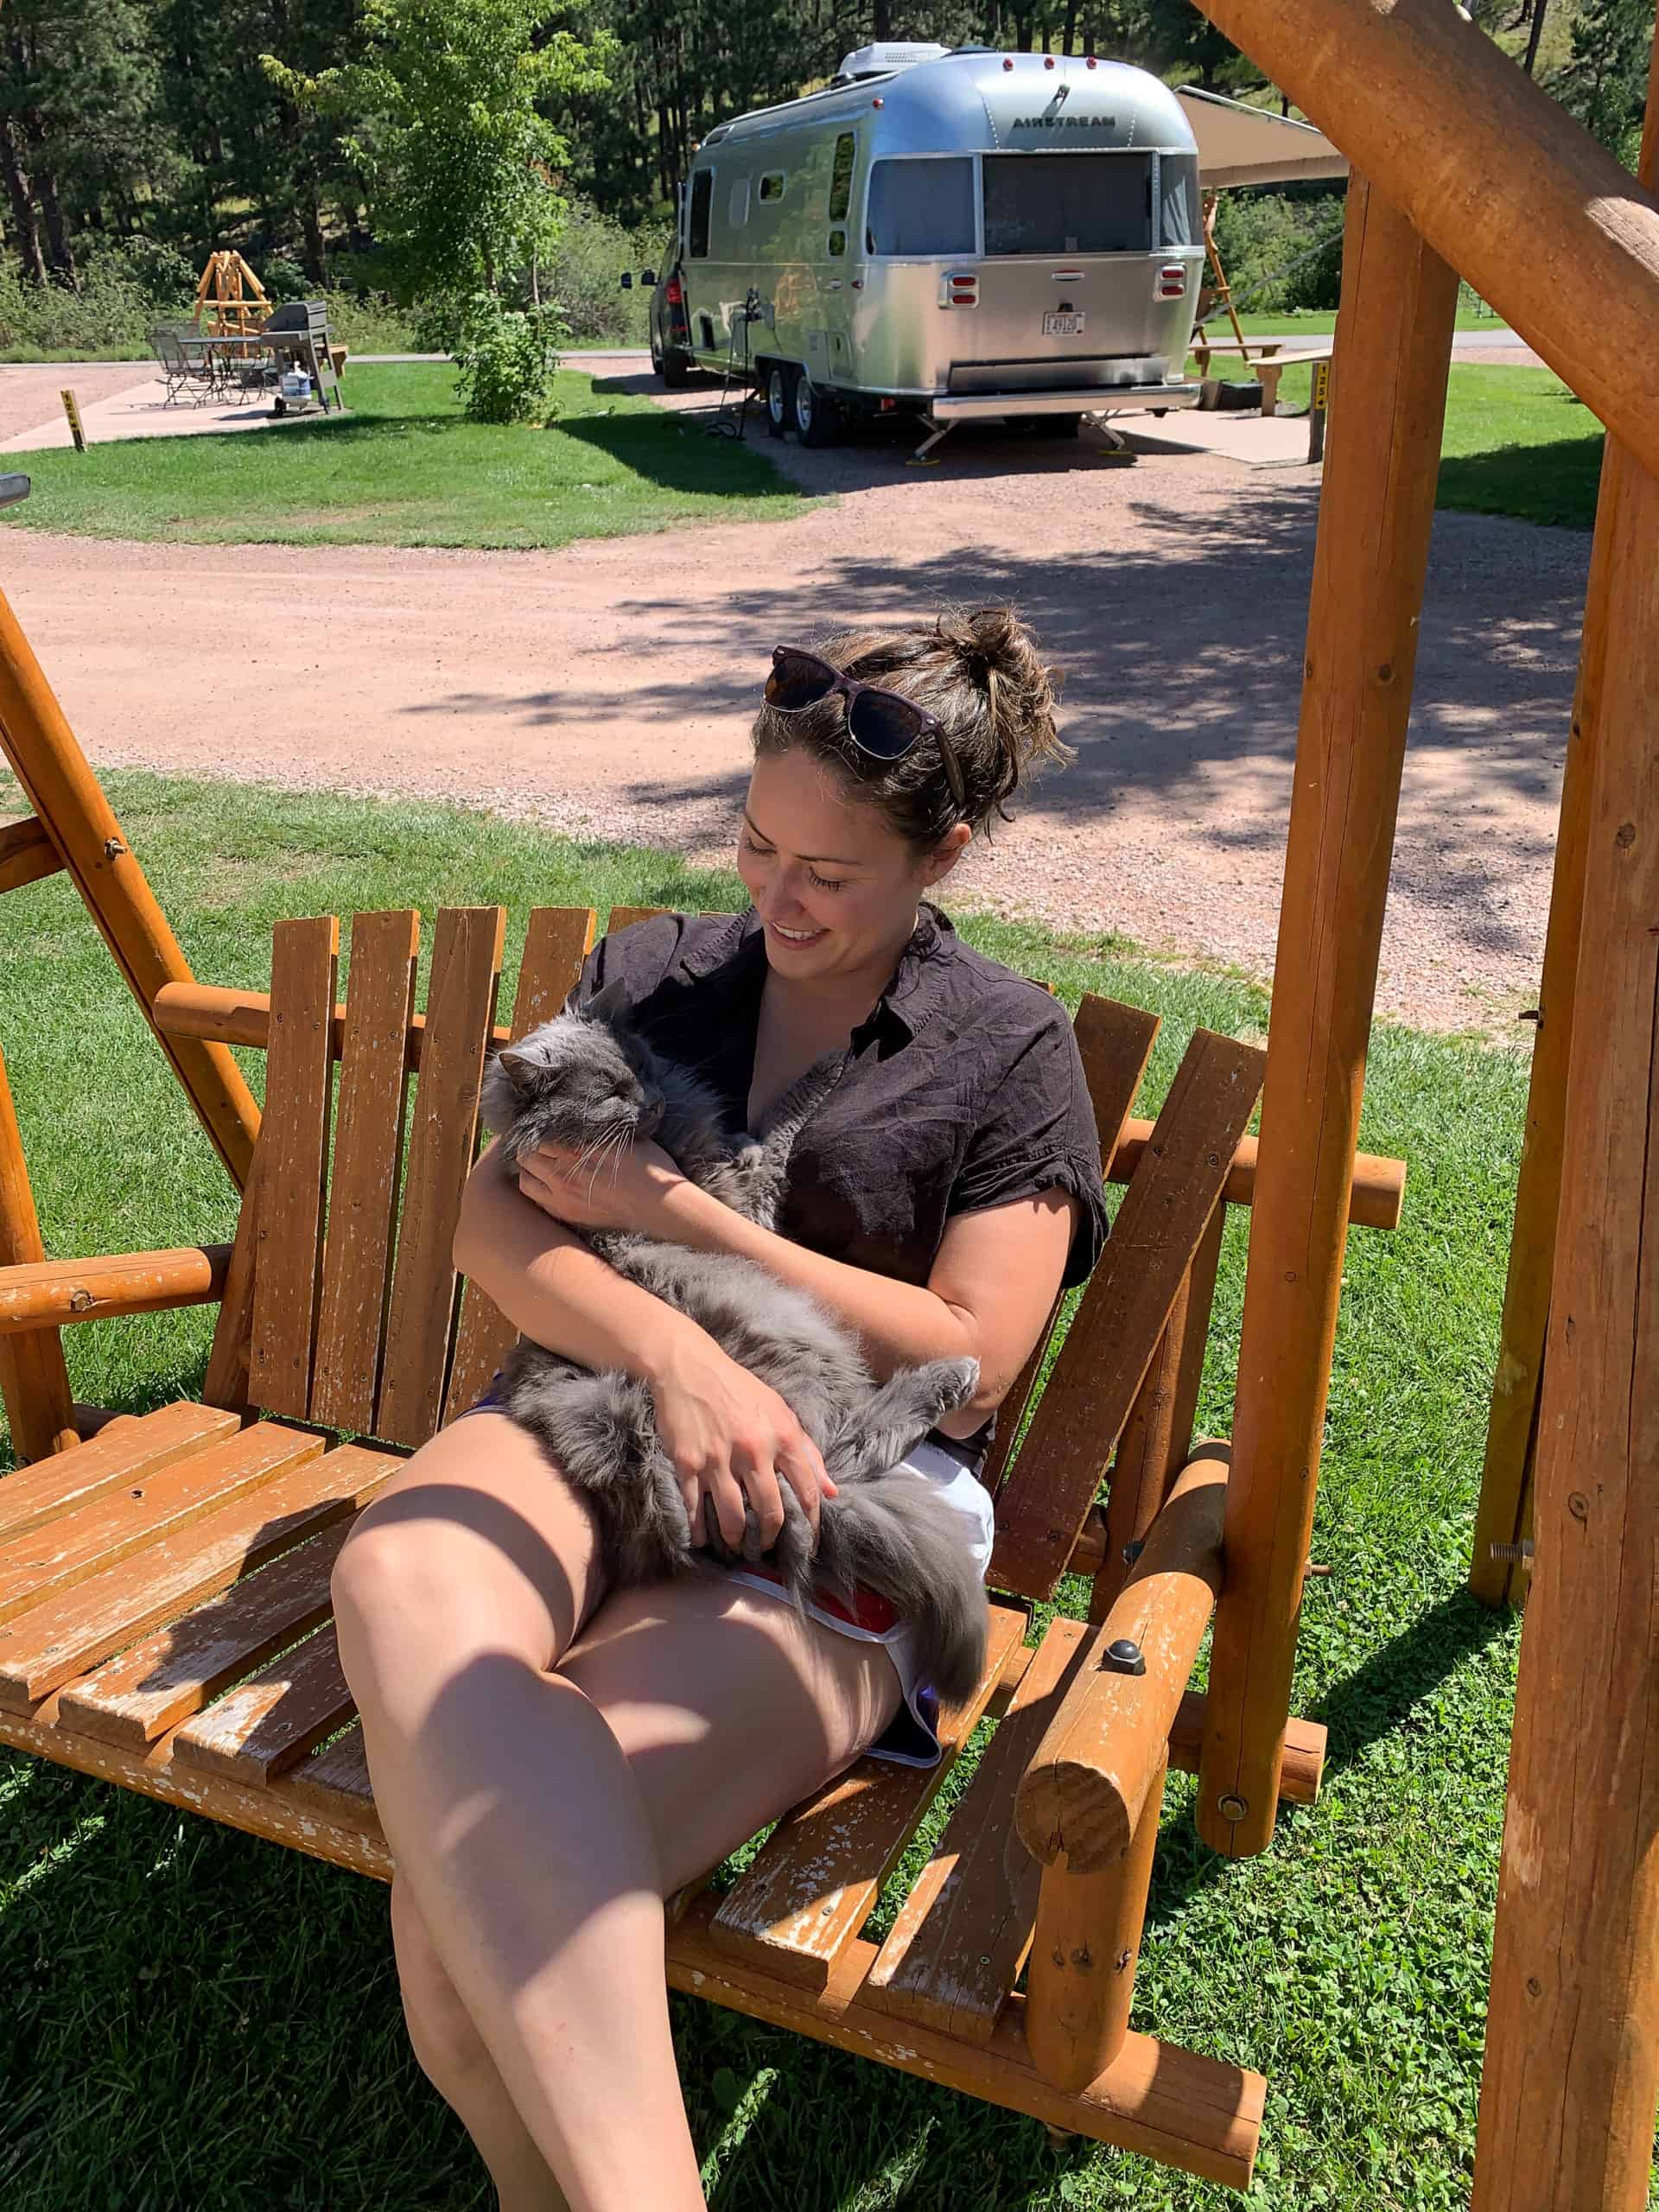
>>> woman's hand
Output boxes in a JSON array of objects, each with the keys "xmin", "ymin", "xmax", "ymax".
[
  {"xmin": 645, "ymin": 1325, "xmax": 837, "ymax": 1554},
  {"xmin": 517, "ymin": 1136, "xmax": 686, "ymax": 1236}
]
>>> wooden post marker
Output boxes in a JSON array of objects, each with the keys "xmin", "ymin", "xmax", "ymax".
[
  {"xmin": 58, "ymin": 390, "xmax": 86, "ymax": 454},
  {"xmin": 1197, "ymin": 181, "xmax": 1458, "ymax": 1858},
  {"xmin": 1472, "ymin": 53, "xmax": 1659, "ymax": 2212}
]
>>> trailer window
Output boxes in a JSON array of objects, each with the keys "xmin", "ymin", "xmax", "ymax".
[
  {"xmin": 867, "ymin": 158, "xmax": 976, "ymax": 257},
  {"xmin": 688, "ymin": 169, "xmax": 713, "ymax": 258},
  {"xmin": 1158, "ymin": 155, "xmax": 1200, "ymax": 249},
  {"xmin": 829, "ymin": 134, "xmax": 856, "ymax": 222},
  {"xmin": 728, "ymin": 177, "xmax": 750, "ymax": 228},
  {"xmin": 982, "ymin": 154, "xmax": 1153, "ymax": 256},
  {"xmin": 759, "ymin": 172, "xmax": 785, "ymax": 202}
]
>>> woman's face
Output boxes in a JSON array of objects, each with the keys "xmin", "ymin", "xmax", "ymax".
[{"xmin": 736, "ymin": 746, "xmax": 968, "ymax": 985}]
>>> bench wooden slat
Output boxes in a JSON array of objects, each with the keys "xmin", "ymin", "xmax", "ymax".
[
  {"xmin": 980, "ymin": 995, "xmax": 1160, "ymax": 1497},
  {"xmin": 607, "ymin": 904, "xmax": 668, "ymax": 932},
  {"xmin": 0, "ymin": 1440, "xmax": 395, "ymax": 1709},
  {"xmin": 377, "ymin": 906, "xmax": 507, "ymax": 1447},
  {"xmin": 444, "ymin": 905, "xmax": 598, "ymax": 1425},
  {"xmin": 0, "ymin": 1402, "xmax": 238, "ymax": 1543},
  {"xmin": 57, "ymin": 1491, "xmax": 375, "ymax": 1750},
  {"xmin": 285, "ymin": 1719, "xmax": 378, "ymax": 1832},
  {"xmin": 989, "ymin": 1031, "xmax": 1267, "ymax": 1602},
  {"xmin": 865, "ymin": 1615, "xmax": 1095, "ymax": 2041},
  {"xmin": 172, "ymin": 1622, "xmax": 351, "ymax": 1784},
  {"xmin": 708, "ymin": 1603, "xmax": 1027, "ymax": 1991},
  {"xmin": 310, "ymin": 911, "xmax": 421, "ymax": 1433},
  {"xmin": 249, "ymin": 917, "xmax": 339, "ymax": 1419},
  {"xmin": 203, "ymin": 1143, "xmax": 265, "ymax": 1416},
  {"xmin": 0, "ymin": 1420, "xmax": 323, "ymax": 1629},
  {"xmin": 0, "ymin": 1442, "xmax": 396, "ymax": 1716}
]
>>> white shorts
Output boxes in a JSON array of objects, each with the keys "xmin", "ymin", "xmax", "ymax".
[{"xmin": 699, "ymin": 1437, "xmax": 996, "ymax": 1768}]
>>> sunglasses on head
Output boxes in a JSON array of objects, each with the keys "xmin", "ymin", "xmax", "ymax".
[{"xmin": 765, "ymin": 647, "xmax": 968, "ymax": 813}]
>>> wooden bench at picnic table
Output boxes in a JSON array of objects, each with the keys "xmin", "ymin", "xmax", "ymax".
[{"xmin": 0, "ymin": 901, "xmax": 1407, "ymax": 2191}]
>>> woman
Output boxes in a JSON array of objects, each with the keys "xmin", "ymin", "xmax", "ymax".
[{"xmin": 332, "ymin": 607, "xmax": 1109, "ymax": 2212}]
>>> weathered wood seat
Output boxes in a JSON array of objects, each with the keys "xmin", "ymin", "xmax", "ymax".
[{"xmin": 0, "ymin": 905, "xmax": 1403, "ymax": 2190}]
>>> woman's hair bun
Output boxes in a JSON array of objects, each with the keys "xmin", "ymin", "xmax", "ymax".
[
  {"xmin": 935, "ymin": 605, "xmax": 1071, "ymax": 788},
  {"xmin": 751, "ymin": 601, "xmax": 1072, "ymax": 846}
]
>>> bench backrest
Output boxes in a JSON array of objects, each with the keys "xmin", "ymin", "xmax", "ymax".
[{"xmin": 208, "ymin": 906, "xmax": 1264, "ymax": 1602}]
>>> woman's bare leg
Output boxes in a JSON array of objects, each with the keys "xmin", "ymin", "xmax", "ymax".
[{"xmin": 334, "ymin": 1415, "xmax": 900, "ymax": 2212}]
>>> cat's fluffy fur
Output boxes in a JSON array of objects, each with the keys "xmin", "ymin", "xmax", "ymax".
[{"xmin": 477, "ymin": 980, "xmax": 989, "ymax": 1702}]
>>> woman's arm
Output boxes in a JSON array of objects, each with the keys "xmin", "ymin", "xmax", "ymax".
[
  {"xmin": 453, "ymin": 1141, "xmax": 835, "ymax": 1544},
  {"xmin": 514, "ymin": 1142, "xmax": 1077, "ymax": 1436}
]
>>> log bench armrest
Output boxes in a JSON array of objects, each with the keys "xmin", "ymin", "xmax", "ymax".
[
  {"xmin": 1016, "ymin": 1448, "xmax": 1229, "ymax": 1876},
  {"xmin": 0, "ymin": 1246, "xmax": 232, "ymax": 1332}
]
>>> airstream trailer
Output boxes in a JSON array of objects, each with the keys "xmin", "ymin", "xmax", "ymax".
[{"xmin": 649, "ymin": 41, "xmax": 1205, "ymax": 448}]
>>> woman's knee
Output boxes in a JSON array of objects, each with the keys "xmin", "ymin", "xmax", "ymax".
[
  {"xmin": 390, "ymin": 1881, "xmax": 494, "ymax": 2093},
  {"xmin": 330, "ymin": 1428, "xmax": 603, "ymax": 1700}
]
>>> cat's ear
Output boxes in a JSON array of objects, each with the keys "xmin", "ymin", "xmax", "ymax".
[
  {"xmin": 494, "ymin": 1046, "xmax": 536, "ymax": 1092},
  {"xmin": 584, "ymin": 980, "xmax": 632, "ymax": 1029}
]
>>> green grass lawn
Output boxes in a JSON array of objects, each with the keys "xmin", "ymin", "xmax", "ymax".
[
  {"xmin": 0, "ymin": 365, "xmax": 804, "ymax": 550},
  {"xmin": 0, "ymin": 768, "xmax": 1550, "ymax": 2210},
  {"xmin": 1182, "ymin": 350, "xmax": 1603, "ymax": 530}
]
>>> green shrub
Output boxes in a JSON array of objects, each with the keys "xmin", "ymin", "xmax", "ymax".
[
  {"xmin": 0, "ymin": 238, "xmax": 195, "ymax": 359},
  {"xmin": 446, "ymin": 292, "xmax": 563, "ymax": 422},
  {"xmin": 544, "ymin": 201, "xmax": 664, "ymax": 345}
]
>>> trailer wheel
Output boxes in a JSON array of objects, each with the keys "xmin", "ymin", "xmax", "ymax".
[
  {"xmin": 766, "ymin": 365, "xmax": 793, "ymax": 438},
  {"xmin": 658, "ymin": 346, "xmax": 696, "ymax": 391},
  {"xmin": 794, "ymin": 373, "xmax": 841, "ymax": 448}
]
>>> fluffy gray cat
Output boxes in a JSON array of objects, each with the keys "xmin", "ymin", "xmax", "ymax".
[{"xmin": 478, "ymin": 979, "xmax": 989, "ymax": 1702}]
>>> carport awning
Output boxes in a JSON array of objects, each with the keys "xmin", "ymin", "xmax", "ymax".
[{"xmin": 1175, "ymin": 87, "xmax": 1350, "ymax": 188}]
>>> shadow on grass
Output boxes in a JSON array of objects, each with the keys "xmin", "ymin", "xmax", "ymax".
[
  {"xmin": 1437, "ymin": 432, "xmax": 1604, "ymax": 531},
  {"xmin": 559, "ymin": 409, "xmax": 803, "ymax": 502}
]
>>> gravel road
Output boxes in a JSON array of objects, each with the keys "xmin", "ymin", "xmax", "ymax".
[{"xmin": 0, "ymin": 368, "xmax": 1587, "ymax": 1035}]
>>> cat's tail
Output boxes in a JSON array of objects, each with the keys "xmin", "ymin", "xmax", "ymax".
[{"xmin": 810, "ymin": 1477, "xmax": 988, "ymax": 1707}]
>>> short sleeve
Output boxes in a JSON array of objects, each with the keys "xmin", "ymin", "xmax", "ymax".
[
  {"xmin": 949, "ymin": 1004, "xmax": 1109, "ymax": 1289},
  {"xmin": 563, "ymin": 913, "xmax": 687, "ymax": 1017}
]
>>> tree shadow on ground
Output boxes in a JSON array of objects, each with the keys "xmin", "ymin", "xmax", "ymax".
[{"xmin": 1437, "ymin": 432, "xmax": 1605, "ymax": 532}]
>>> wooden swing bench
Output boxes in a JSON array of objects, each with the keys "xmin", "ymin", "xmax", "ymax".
[{"xmin": 0, "ymin": 902, "xmax": 1404, "ymax": 2192}]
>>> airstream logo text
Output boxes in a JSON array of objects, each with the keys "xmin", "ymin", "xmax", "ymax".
[{"xmin": 1009, "ymin": 112, "xmax": 1117, "ymax": 130}]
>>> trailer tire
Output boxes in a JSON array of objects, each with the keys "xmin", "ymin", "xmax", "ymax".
[
  {"xmin": 658, "ymin": 346, "xmax": 696, "ymax": 390},
  {"xmin": 765, "ymin": 365, "xmax": 793, "ymax": 438},
  {"xmin": 793, "ymin": 372, "xmax": 841, "ymax": 448}
]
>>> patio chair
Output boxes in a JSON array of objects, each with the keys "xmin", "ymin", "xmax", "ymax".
[{"xmin": 150, "ymin": 326, "xmax": 219, "ymax": 409}]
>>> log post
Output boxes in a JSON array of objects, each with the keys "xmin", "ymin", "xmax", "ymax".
[
  {"xmin": 1471, "ymin": 53, "xmax": 1659, "ymax": 2212},
  {"xmin": 1466, "ymin": 480, "xmax": 1615, "ymax": 1606},
  {"xmin": 1025, "ymin": 1758, "xmax": 1168, "ymax": 2094},
  {"xmin": 0, "ymin": 1033, "xmax": 76, "ymax": 1462},
  {"xmin": 1197, "ymin": 181, "xmax": 1458, "ymax": 1858},
  {"xmin": 0, "ymin": 584, "xmax": 260, "ymax": 1186},
  {"xmin": 1185, "ymin": 0, "xmax": 1659, "ymax": 481}
]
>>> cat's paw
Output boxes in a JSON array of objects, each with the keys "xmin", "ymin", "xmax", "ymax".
[{"xmin": 919, "ymin": 1355, "xmax": 981, "ymax": 1418}]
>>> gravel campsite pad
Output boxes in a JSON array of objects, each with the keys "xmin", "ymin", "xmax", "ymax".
[{"xmin": 0, "ymin": 369, "xmax": 1587, "ymax": 1035}]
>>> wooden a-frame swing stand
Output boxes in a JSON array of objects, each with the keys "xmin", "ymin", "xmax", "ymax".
[{"xmin": 2, "ymin": 2, "xmax": 1659, "ymax": 2201}]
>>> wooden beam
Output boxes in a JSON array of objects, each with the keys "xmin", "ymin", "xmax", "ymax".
[
  {"xmin": 0, "ymin": 1033, "xmax": 75, "ymax": 1461},
  {"xmin": 151, "ymin": 979, "xmax": 1408, "ymax": 1230},
  {"xmin": 0, "ymin": 814, "xmax": 64, "ymax": 895},
  {"xmin": 1020, "ymin": 1452, "xmax": 1228, "ymax": 1875},
  {"xmin": 0, "ymin": 1245, "xmax": 232, "ymax": 1333},
  {"xmin": 1198, "ymin": 182, "xmax": 1458, "ymax": 1859},
  {"xmin": 1188, "ymin": 0, "xmax": 1659, "ymax": 479},
  {"xmin": 0, "ymin": 586, "xmax": 260, "ymax": 1186},
  {"xmin": 1471, "ymin": 52, "xmax": 1659, "ymax": 2212}
]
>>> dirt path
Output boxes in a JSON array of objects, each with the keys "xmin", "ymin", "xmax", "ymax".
[{"xmin": 0, "ymin": 377, "xmax": 1586, "ymax": 1034}]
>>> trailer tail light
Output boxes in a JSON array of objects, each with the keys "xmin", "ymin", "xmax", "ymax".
[
  {"xmin": 941, "ymin": 272, "xmax": 979, "ymax": 308},
  {"xmin": 1157, "ymin": 264, "xmax": 1186, "ymax": 299},
  {"xmin": 665, "ymin": 276, "xmax": 683, "ymax": 306}
]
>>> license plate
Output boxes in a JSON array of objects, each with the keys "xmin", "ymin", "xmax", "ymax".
[{"xmin": 1043, "ymin": 311, "xmax": 1085, "ymax": 337}]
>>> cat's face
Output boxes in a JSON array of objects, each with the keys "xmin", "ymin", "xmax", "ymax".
[{"xmin": 480, "ymin": 991, "xmax": 664, "ymax": 1164}]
